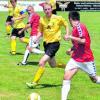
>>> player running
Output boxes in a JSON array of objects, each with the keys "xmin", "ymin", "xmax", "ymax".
[
  {"xmin": 10, "ymin": 0, "xmax": 29, "ymax": 55},
  {"xmin": 61, "ymin": 11, "xmax": 100, "ymax": 100},
  {"xmin": 26, "ymin": 3, "xmax": 69, "ymax": 88},
  {"xmin": 18, "ymin": 5, "xmax": 44, "ymax": 65}
]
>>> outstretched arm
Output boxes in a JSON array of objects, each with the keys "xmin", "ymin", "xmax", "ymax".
[{"xmin": 64, "ymin": 35, "xmax": 86, "ymax": 44}]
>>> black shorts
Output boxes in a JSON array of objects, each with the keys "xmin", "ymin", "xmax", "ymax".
[
  {"xmin": 11, "ymin": 28, "xmax": 25, "ymax": 38},
  {"xmin": 6, "ymin": 16, "xmax": 13, "ymax": 22},
  {"xmin": 43, "ymin": 42, "xmax": 60, "ymax": 58}
]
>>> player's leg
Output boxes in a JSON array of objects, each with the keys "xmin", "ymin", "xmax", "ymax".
[
  {"xmin": 30, "ymin": 36, "xmax": 44, "ymax": 54},
  {"xmin": 83, "ymin": 61, "xmax": 100, "ymax": 84},
  {"xmin": 90, "ymin": 76, "xmax": 100, "ymax": 84},
  {"xmin": 48, "ymin": 57, "xmax": 56, "ymax": 67},
  {"xmin": 18, "ymin": 28, "xmax": 29, "ymax": 44},
  {"xmin": 19, "ymin": 37, "xmax": 29, "ymax": 44},
  {"xmin": 6, "ymin": 22, "xmax": 11, "ymax": 35},
  {"xmin": 32, "ymin": 48, "xmax": 44, "ymax": 54},
  {"xmin": 21, "ymin": 36, "xmax": 33, "ymax": 65},
  {"xmin": 21, "ymin": 45, "xmax": 30, "ymax": 65},
  {"xmin": 61, "ymin": 58, "xmax": 78, "ymax": 100},
  {"xmin": 10, "ymin": 29, "xmax": 17, "ymax": 55},
  {"xmin": 78, "ymin": 61, "xmax": 100, "ymax": 84},
  {"xmin": 26, "ymin": 54, "xmax": 50, "ymax": 88},
  {"xmin": 5, "ymin": 16, "xmax": 13, "ymax": 36},
  {"xmin": 48, "ymin": 57, "xmax": 66, "ymax": 68}
]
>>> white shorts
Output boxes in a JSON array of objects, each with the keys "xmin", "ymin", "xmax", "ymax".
[
  {"xmin": 29, "ymin": 36, "xmax": 39, "ymax": 48},
  {"xmin": 65, "ymin": 58, "xmax": 96, "ymax": 77}
]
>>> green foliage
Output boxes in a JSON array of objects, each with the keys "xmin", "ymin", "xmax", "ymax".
[{"xmin": 0, "ymin": 11, "xmax": 100, "ymax": 100}]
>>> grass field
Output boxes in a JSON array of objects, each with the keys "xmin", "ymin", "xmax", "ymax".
[{"xmin": 0, "ymin": 11, "xmax": 100, "ymax": 100}]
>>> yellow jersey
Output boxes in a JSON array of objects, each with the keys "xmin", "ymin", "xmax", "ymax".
[
  {"xmin": 13, "ymin": 5, "xmax": 25, "ymax": 28},
  {"xmin": 39, "ymin": 14, "xmax": 67, "ymax": 43},
  {"xmin": 8, "ymin": 1, "xmax": 13, "ymax": 16}
]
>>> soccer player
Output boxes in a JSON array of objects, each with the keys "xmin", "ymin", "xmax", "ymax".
[
  {"xmin": 26, "ymin": 3, "xmax": 69, "ymax": 88},
  {"xmin": 3, "ymin": 0, "xmax": 13, "ymax": 36},
  {"xmin": 18, "ymin": 5, "xmax": 44, "ymax": 65},
  {"xmin": 10, "ymin": 0, "xmax": 29, "ymax": 55},
  {"xmin": 61, "ymin": 11, "xmax": 100, "ymax": 100}
]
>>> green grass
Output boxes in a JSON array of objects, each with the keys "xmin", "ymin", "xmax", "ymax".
[{"xmin": 0, "ymin": 11, "xmax": 100, "ymax": 100}]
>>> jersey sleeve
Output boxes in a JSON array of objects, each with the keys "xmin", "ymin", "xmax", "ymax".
[
  {"xmin": 76, "ymin": 24, "xmax": 85, "ymax": 38},
  {"xmin": 59, "ymin": 16, "xmax": 68, "ymax": 28}
]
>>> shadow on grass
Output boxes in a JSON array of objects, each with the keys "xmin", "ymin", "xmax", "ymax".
[
  {"xmin": 16, "ymin": 52, "xmax": 24, "ymax": 55},
  {"xmin": 26, "ymin": 83, "xmax": 62, "ymax": 89},
  {"xmin": 27, "ymin": 61, "xmax": 39, "ymax": 65}
]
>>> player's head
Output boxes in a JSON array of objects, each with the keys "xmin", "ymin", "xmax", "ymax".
[
  {"xmin": 68, "ymin": 11, "xmax": 80, "ymax": 27},
  {"xmin": 10, "ymin": 0, "xmax": 17, "ymax": 7},
  {"xmin": 43, "ymin": 3, "xmax": 53, "ymax": 17},
  {"xmin": 27, "ymin": 5, "xmax": 34, "ymax": 15}
]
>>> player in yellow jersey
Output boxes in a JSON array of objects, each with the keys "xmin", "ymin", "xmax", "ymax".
[
  {"xmin": 3, "ymin": 0, "xmax": 13, "ymax": 36},
  {"xmin": 26, "ymin": 3, "xmax": 69, "ymax": 88},
  {"xmin": 10, "ymin": 0, "xmax": 29, "ymax": 55}
]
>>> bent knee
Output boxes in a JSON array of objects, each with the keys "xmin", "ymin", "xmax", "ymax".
[{"xmin": 39, "ymin": 60, "xmax": 45, "ymax": 67}]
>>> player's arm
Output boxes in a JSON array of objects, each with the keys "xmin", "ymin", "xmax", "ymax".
[
  {"xmin": 65, "ymin": 35, "xmax": 86, "ymax": 44},
  {"xmin": 60, "ymin": 16, "xmax": 70, "ymax": 38},
  {"xmin": 3, "ymin": 4, "xmax": 12, "ymax": 8},
  {"xmin": 12, "ymin": 14, "xmax": 27, "ymax": 22},
  {"xmin": 18, "ymin": 23, "xmax": 31, "ymax": 34}
]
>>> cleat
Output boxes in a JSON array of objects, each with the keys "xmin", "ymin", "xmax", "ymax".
[
  {"xmin": 26, "ymin": 82, "xmax": 37, "ymax": 88},
  {"xmin": 17, "ymin": 62, "xmax": 26, "ymax": 66},
  {"xmin": 10, "ymin": 51, "xmax": 16, "ymax": 55},
  {"xmin": 7, "ymin": 33, "xmax": 10, "ymax": 36}
]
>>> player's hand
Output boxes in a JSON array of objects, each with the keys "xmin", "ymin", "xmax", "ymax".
[
  {"xmin": 3, "ymin": 4, "xmax": 7, "ymax": 8},
  {"xmin": 66, "ymin": 48, "xmax": 73, "ymax": 56},
  {"xmin": 11, "ymin": 17, "xmax": 16, "ymax": 22},
  {"xmin": 64, "ymin": 34, "xmax": 70, "ymax": 41},
  {"xmin": 18, "ymin": 30, "xmax": 22, "ymax": 34}
]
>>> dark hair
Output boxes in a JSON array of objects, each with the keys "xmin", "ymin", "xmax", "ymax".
[
  {"xmin": 69, "ymin": 11, "xmax": 80, "ymax": 21},
  {"xmin": 10, "ymin": 0, "xmax": 17, "ymax": 3}
]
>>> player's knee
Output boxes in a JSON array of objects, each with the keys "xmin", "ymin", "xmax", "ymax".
[
  {"xmin": 27, "ymin": 46, "xmax": 32, "ymax": 52},
  {"xmin": 39, "ymin": 60, "xmax": 45, "ymax": 67},
  {"xmin": 63, "ymin": 73, "xmax": 71, "ymax": 80}
]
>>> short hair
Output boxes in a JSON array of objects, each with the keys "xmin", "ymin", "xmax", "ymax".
[
  {"xmin": 43, "ymin": 2, "xmax": 52, "ymax": 10},
  {"xmin": 68, "ymin": 11, "xmax": 80, "ymax": 21},
  {"xmin": 10, "ymin": 0, "xmax": 17, "ymax": 3},
  {"xmin": 27, "ymin": 5, "xmax": 34, "ymax": 9}
]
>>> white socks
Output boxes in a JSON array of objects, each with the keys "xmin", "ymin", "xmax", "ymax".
[
  {"xmin": 22, "ymin": 48, "xmax": 44, "ymax": 64},
  {"xmin": 61, "ymin": 80, "xmax": 71, "ymax": 100},
  {"xmin": 96, "ymin": 76, "xmax": 100, "ymax": 84},
  {"xmin": 22, "ymin": 49, "xmax": 30, "ymax": 64},
  {"xmin": 32, "ymin": 48, "xmax": 44, "ymax": 54}
]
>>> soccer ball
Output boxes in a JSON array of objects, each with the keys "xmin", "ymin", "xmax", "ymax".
[{"xmin": 28, "ymin": 93, "xmax": 40, "ymax": 100}]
